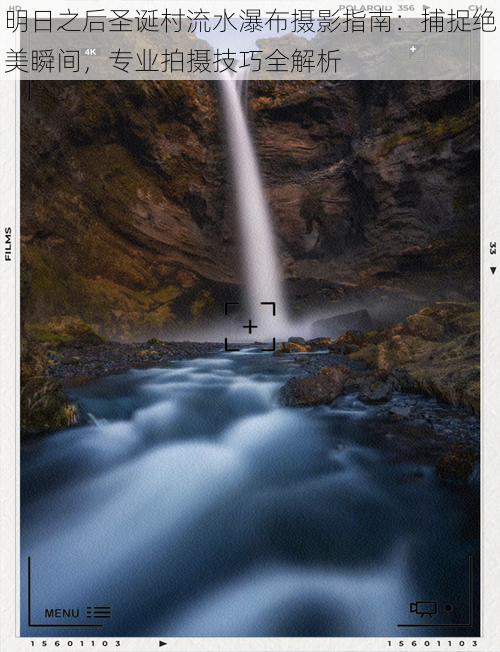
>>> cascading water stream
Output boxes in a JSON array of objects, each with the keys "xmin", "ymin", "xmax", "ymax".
[
  {"xmin": 220, "ymin": 72, "xmax": 289, "ymax": 340},
  {"xmin": 20, "ymin": 352, "xmax": 479, "ymax": 637}
]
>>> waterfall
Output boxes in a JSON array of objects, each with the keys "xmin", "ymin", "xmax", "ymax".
[{"xmin": 220, "ymin": 72, "xmax": 289, "ymax": 340}]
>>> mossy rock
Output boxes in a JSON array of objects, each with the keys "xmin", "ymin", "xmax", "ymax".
[
  {"xmin": 378, "ymin": 133, "xmax": 415, "ymax": 157},
  {"xmin": 424, "ymin": 104, "xmax": 480, "ymax": 147},
  {"xmin": 349, "ymin": 344, "xmax": 379, "ymax": 368},
  {"xmin": 363, "ymin": 330, "xmax": 381, "ymax": 343},
  {"xmin": 279, "ymin": 342, "xmax": 312, "ymax": 353},
  {"xmin": 359, "ymin": 380, "xmax": 393, "ymax": 404},
  {"xmin": 436, "ymin": 443, "xmax": 479, "ymax": 485},
  {"xmin": 350, "ymin": 302, "xmax": 480, "ymax": 412},
  {"xmin": 447, "ymin": 311, "xmax": 480, "ymax": 336},
  {"xmin": 147, "ymin": 337, "xmax": 164, "ymax": 346},
  {"xmin": 403, "ymin": 313, "xmax": 445, "ymax": 341},
  {"xmin": 409, "ymin": 363, "xmax": 480, "ymax": 415},
  {"xmin": 21, "ymin": 378, "xmax": 79, "ymax": 438},
  {"xmin": 419, "ymin": 302, "xmax": 478, "ymax": 325},
  {"xmin": 280, "ymin": 365, "xmax": 350, "ymax": 407},
  {"xmin": 334, "ymin": 331, "xmax": 365, "ymax": 347},
  {"xmin": 454, "ymin": 366, "xmax": 480, "ymax": 390},
  {"xmin": 30, "ymin": 316, "xmax": 107, "ymax": 347},
  {"xmin": 190, "ymin": 290, "xmax": 215, "ymax": 320},
  {"xmin": 306, "ymin": 337, "xmax": 332, "ymax": 349},
  {"xmin": 377, "ymin": 335, "xmax": 435, "ymax": 369}
]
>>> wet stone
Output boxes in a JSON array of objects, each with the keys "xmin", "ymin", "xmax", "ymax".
[
  {"xmin": 389, "ymin": 405, "xmax": 413, "ymax": 420},
  {"xmin": 359, "ymin": 381, "xmax": 393, "ymax": 405},
  {"xmin": 436, "ymin": 443, "xmax": 479, "ymax": 486},
  {"xmin": 280, "ymin": 365, "xmax": 351, "ymax": 407}
]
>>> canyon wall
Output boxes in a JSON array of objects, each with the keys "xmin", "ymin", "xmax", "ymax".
[{"xmin": 21, "ymin": 80, "xmax": 480, "ymax": 339}]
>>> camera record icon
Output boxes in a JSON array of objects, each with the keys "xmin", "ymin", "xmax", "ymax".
[
  {"xmin": 409, "ymin": 44, "xmax": 426, "ymax": 60},
  {"xmin": 410, "ymin": 601, "xmax": 437, "ymax": 618}
]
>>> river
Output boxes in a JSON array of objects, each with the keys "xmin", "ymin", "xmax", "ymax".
[{"xmin": 21, "ymin": 349, "xmax": 479, "ymax": 637}]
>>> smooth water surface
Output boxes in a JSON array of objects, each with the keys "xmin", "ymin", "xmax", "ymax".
[{"xmin": 21, "ymin": 350, "xmax": 479, "ymax": 637}]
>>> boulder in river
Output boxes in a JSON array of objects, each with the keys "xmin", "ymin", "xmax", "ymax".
[
  {"xmin": 359, "ymin": 381, "xmax": 393, "ymax": 405},
  {"xmin": 436, "ymin": 443, "xmax": 479, "ymax": 486},
  {"xmin": 280, "ymin": 365, "xmax": 350, "ymax": 407}
]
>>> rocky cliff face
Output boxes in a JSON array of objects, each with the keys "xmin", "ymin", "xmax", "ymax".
[
  {"xmin": 21, "ymin": 79, "xmax": 480, "ymax": 339},
  {"xmin": 249, "ymin": 81, "xmax": 479, "ymax": 323}
]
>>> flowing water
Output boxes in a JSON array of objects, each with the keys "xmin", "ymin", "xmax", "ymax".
[
  {"xmin": 220, "ymin": 74, "xmax": 289, "ymax": 339},
  {"xmin": 21, "ymin": 350, "xmax": 479, "ymax": 637}
]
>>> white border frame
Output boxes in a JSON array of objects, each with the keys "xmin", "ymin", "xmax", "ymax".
[{"xmin": 2, "ymin": 7, "xmax": 499, "ymax": 652}]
